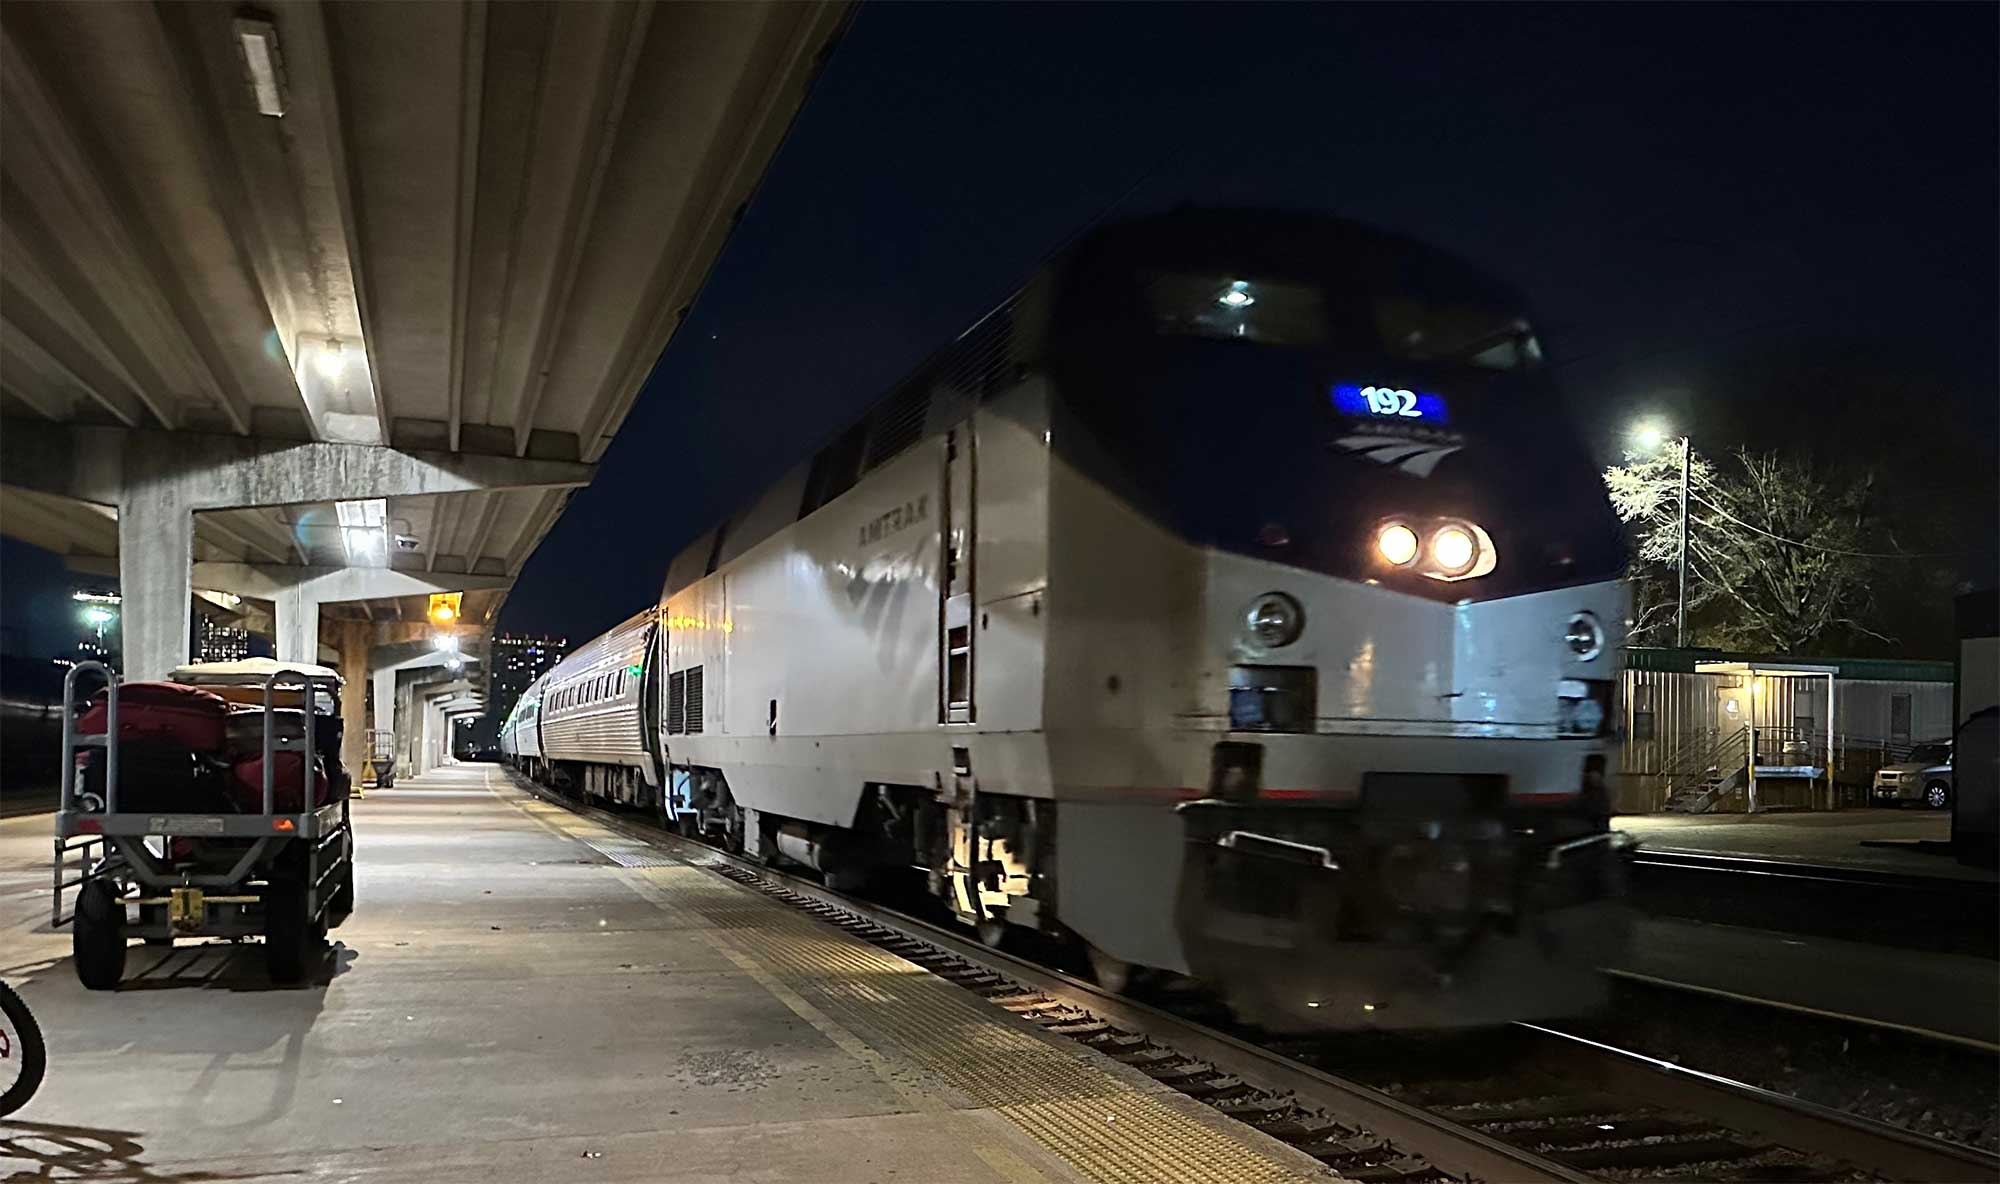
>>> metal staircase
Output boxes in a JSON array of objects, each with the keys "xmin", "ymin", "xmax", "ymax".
[{"xmin": 1661, "ymin": 726, "xmax": 1750, "ymax": 814}]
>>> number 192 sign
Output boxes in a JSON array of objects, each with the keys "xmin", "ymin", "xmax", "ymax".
[{"xmin": 1332, "ymin": 383, "xmax": 1450, "ymax": 423}]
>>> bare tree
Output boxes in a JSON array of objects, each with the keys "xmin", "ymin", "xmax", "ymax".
[{"xmin": 1605, "ymin": 447, "xmax": 1889, "ymax": 652}]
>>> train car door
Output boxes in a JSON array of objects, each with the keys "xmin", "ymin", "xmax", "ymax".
[{"xmin": 940, "ymin": 424, "xmax": 976, "ymax": 724}]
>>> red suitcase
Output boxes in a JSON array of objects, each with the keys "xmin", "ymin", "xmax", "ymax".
[
  {"xmin": 229, "ymin": 752, "xmax": 331, "ymax": 813},
  {"xmin": 78, "ymin": 682, "xmax": 229, "ymax": 753}
]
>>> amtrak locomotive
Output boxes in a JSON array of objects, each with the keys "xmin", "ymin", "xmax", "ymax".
[{"xmin": 501, "ymin": 209, "xmax": 1631, "ymax": 1030}]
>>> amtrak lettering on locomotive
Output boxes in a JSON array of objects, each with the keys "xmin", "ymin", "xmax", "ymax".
[{"xmin": 501, "ymin": 209, "xmax": 1631, "ymax": 1030}]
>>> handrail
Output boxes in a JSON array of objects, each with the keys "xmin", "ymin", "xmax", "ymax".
[{"xmin": 1662, "ymin": 725, "xmax": 1748, "ymax": 798}]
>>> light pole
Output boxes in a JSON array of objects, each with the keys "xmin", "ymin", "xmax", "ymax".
[
  {"xmin": 1674, "ymin": 435, "xmax": 1690, "ymax": 647},
  {"xmin": 1631, "ymin": 422, "xmax": 1692, "ymax": 648}
]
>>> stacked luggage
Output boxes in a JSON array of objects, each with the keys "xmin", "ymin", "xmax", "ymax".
[{"xmin": 77, "ymin": 681, "xmax": 343, "ymax": 814}]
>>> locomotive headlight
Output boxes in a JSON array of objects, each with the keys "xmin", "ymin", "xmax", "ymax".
[
  {"xmin": 1375, "ymin": 522, "xmax": 1419, "ymax": 566},
  {"xmin": 1245, "ymin": 592, "xmax": 1304, "ymax": 647},
  {"xmin": 1430, "ymin": 526, "xmax": 1477, "ymax": 574},
  {"xmin": 1565, "ymin": 611, "xmax": 1605, "ymax": 661}
]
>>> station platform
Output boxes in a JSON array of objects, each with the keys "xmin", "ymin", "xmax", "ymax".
[
  {"xmin": 1616, "ymin": 809, "xmax": 1994, "ymax": 882},
  {"xmin": 0, "ymin": 765, "xmax": 1325, "ymax": 1183}
]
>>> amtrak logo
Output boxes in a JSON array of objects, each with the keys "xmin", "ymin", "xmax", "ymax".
[
  {"xmin": 1334, "ymin": 433, "xmax": 1463, "ymax": 478},
  {"xmin": 858, "ymin": 495, "xmax": 929, "ymax": 546}
]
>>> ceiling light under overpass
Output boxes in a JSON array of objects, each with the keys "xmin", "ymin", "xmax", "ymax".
[
  {"xmin": 336, "ymin": 498, "xmax": 388, "ymax": 564},
  {"xmin": 314, "ymin": 340, "xmax": 346, "ymax": 382},
  {"xmin": 429, "ymin": 592, "xmax": 462, "ymax": 625},
  {"xmin": 335, "ymin": 499, "xmax": 385, "ymax": 529},
  {"xmin": 233, "ymin": 17, "xmax": 288, "ymax": 118}
]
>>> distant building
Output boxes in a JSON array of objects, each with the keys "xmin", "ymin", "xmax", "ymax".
[
  {"xmin": 195, "ymin": 614, "xmax": 253, "ymax": 663},
  {"xmin": 488, "ymin": 632, "xmax": 567, "ymax": 728}
]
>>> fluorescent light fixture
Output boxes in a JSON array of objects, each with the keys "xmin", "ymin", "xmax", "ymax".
[
  {"xmin": 336, "ymin": 498, "xmax": 387, "ymax": 564},
  {"xmin": 235, "ymin": 17, "xmax": 287, "ymax": 117},
  {"xmin": 314, "ymin": 340, "xmax": 346, "ymax": 381},
  {"xmin": 335, "ymin": 498, "xmax": 385, "ymax": 528}
]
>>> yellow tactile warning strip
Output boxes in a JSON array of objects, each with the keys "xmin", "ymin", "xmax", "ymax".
[{"xmin": 499, "ymin": 778, "xmax": 1327, "ymax": 1184}]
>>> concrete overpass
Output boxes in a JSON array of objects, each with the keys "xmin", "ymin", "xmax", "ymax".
[{"xmin": 0, "ymin": 1, "xmax": 848, "ymax": 768}]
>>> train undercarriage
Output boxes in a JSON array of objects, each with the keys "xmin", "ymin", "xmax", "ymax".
[{"xmin": 520, "ymin": 753, "xmax": 1631, "ymax": 1031}]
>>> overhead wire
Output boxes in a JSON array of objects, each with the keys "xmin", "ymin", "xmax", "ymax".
[{"xmin": 1685, "ymin": 490, "xmax": 1961, "ymax": 559}]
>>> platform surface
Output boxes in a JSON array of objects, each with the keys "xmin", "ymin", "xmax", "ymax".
[
  {"xmin": 1616, "ymin": 809, "xmax": 1995, "ymax": 881},
  {"xmin": 0, "ymin": 765, "xmax": 1326, "ymax": 1183}
]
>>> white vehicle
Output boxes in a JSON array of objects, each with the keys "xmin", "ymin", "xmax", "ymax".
[
  {"xmin": 1872, "ymin": 740, "xmax": 1953, "ymax": 809},
  {"xmin": 510, "ymin": 209, "xmax": 1632, "ymax": 1030}
]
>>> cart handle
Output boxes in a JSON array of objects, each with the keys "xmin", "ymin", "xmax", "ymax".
[
  {"xmin": 262, "ymin": 669, "xmax": 338, "ymax": 816},
  {"xmin": 60, "ymin": 661, "xmax": 117, "ymax": 815}
]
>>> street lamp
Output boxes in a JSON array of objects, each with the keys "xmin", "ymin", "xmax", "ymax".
[{"xmin": 1630, "ymin": 421, "xmax": 1693, "ymax": 648}]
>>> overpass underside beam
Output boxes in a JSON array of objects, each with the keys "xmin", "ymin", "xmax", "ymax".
[{"xmin": 1, "ymin": 423, "xmax": 587, "ymax": 680}]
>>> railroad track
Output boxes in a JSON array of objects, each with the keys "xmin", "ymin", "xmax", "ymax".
[
  {"xmin": 1627, "ymin": 848, "xmax": 1998, "ymax": 960},
  {"xmin": 508, "ymin": 773, "xmax": 2000, "ymax": 1183}
]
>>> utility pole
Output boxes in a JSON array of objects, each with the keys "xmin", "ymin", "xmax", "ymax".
[{"xmin": 1676, "ymin": 435, "xmax": 1691, "ymax": 648}]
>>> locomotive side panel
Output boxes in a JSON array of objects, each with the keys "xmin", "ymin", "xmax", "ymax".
[
  {"xmin": 664, "ymin": 441, "xmax": 949, "ymax": 826},
  {"xmin": 1041, "ymin": 435, "xmax": 1212, "ymax": 973}
]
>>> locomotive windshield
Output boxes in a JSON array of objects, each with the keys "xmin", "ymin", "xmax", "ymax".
[
  {"xmin": 1047, "ymin": 212, "xmax": 1624, "ymax": 602},
  {"xmin": 1144, "ymin": 270, "xmax": 1543, "ymax": 372}
]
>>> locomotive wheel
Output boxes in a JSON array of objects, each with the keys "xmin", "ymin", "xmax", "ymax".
[
  {"xmin": 72, "ymin": 881, "xmax": 127, "ymax": 991},
  {"xmin": 1086, "ymin": 944, "xmax": 1134, "ymax": 994},
  {"xmin": 976, "ymin": 917, "xmax": 1009, "ymax": 950}
]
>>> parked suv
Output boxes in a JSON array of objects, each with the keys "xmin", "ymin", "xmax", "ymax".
[{"xmin": 1873, "ymin": 741, "xmax": 1953, "ymax": 809}]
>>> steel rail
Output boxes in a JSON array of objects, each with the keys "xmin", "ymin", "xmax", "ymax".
[
  {"xmin": 513, "ymin": 772, "xmax": 1999, "ymax": 1183},
  {"xmin": 509, "ymin": 775, "xmax": 1588, "ymax": 1183}
]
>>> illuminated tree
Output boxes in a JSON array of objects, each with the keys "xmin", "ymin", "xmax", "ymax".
[{"xmin": 1605, "ymin": 447, "xmax": 1890, "ymax": 653}]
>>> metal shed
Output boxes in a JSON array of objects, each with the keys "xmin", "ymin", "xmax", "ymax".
[{"xmin": 1617, "ymin": 648, "xmax": 1954, "ymax": 812}]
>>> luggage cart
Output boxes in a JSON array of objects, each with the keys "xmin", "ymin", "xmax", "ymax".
[{"xmin": 52, "ymin": 661, "xmax": 355, "ymax": 988}]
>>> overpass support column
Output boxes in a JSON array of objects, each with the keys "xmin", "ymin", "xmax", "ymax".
[
  {"xmin": 275, "ymin": 585, "xmax": 323, "ymax": 666},
  {"xmin": 117, "ymin": 488, "xmax": 195, "ymax": 681},
  {"xmin": 329, "ymin": 621, "xmax": 371, "ymax": 778},
  {"xmin": 372, "ymin": 667, "xmax": 397, "ymax": 772}
]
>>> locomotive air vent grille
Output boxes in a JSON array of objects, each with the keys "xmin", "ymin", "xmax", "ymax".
[
  {"xmin": 667, "ymin": 670, "xmax": 686, "ymax": 734},
  {"xmin": 685, "ymin": 666, "xmax": 704, "ymax": 735},
  {"xmin": 863, "ymin": 383, "xmax": 930, "ymax": 471}
]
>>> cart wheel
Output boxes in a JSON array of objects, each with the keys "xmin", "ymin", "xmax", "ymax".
[
  {"xmin": 264, "ymin": 882, "xmax": 323, "ymax": 985},
  {"xmin": 0, "ymin": 981, "xmax": 47, "ymax": 1118},
  {"xmin": 326, "ymin": 866, "xmax": 355, "ymax": 930},
  {"xmin": 72, "ymin": 881, "xmax": 127, "ymax": 991}
]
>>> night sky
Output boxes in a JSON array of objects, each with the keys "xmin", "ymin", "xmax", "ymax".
[
  {"xmin": 501, "ymin": 3, "xmax": 1997, "ymax": 649},
  {"xmin": 4, "ymin": 4, "xmax": 1994, "ymax": 661}
]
